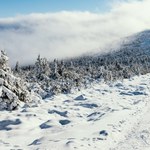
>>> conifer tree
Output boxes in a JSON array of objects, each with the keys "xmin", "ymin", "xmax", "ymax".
[
  {"xmin": 0, "ymin": 50, "xmax": 40, "ymax": 110},
  {"xmin": 15, "ymin": 61, "xmax": 20, "ymax": 72}
]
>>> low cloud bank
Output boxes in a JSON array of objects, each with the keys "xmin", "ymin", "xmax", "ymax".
[{"xmin": 0, "ymin": 0, "xmax": 150, "ymax": 66}]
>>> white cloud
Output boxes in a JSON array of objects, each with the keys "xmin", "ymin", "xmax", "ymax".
[{"xmin": 0, "ymin": 0, "xmax": 150, "ymax": 66}]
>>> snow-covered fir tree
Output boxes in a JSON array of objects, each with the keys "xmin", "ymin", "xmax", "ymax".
[
  {"xmin": 0, "ymin": 50, "xmax": 41, "ymax": 110},
  {"xmin": 15, "ymin": 61, "xmax": 20, "ymax": 73}
]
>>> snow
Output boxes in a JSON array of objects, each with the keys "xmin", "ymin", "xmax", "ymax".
[{"xmin": 1, "ymin": 73, "xmax": 150, "ymax": 150}]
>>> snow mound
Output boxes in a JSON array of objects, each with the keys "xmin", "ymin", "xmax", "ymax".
[{"xmin": 74, "ymin": 94, "xmax": 87, "ymax": 101}]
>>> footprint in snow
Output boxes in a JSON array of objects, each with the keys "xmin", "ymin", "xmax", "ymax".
[
  {"xmin": 29, "ymin": 137, "xmax": 44, "ymax": 146},
  {"xmin": 63, "ymin": 100, "xmax": 72, "ymax": 103},
  {"xmin": 48, "ymin": 109, "xmax": 68, "ymax": 117},
  {"xmin": 59, "ymin": 119, "xmax": 71, "ymax": 125},
  {"xmin": 75, "ymin": 103, "xmax": 98, "ymax": 109},
  {"xmin": 139, "ymin": 130, "xmax": 150, "ymax": 145},
  {"xmin": 0, "ymin": 119, "xmax": 21, "ymax": 131},
  {"xmin": 39, "ymin": 120, "xmax": 52, "ymax": 129},
  {"xmin": 25, "ymin": 114, "xmax": 37, "ymax": 117},
  {"xmin": 98, "ymin": 130, "xmax": 109, "ymax": 140},
  {"xmin": 87, "ymin": 112, "xmax": 105, "ymax": 121},
  {"xmin": 66, "ymin": 140, "xmax": 75, "ymax": 146},
  {"xmin": 74, "ymin": 94, "xmax": 87, "ymax": 101},
  {"xmin": 99, "ymin": 130, "xmax": 108, "ymax": 136}
]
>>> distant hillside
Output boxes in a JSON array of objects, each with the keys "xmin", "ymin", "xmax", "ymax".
[{"xmin": 14, "ymin": 30, "xmax": 150, "ymax": 97}]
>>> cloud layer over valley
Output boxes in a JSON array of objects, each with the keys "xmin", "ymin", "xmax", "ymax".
[{"xmin": 0, "ymin": 0, "xmax": 150, "ymax": 66}]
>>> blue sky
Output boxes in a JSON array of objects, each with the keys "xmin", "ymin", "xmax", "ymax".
[{"xmin": 0, "ymin": 0, "xmax": 112, "ymax": 17}]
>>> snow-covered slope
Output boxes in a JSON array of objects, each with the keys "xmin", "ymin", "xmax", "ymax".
[
  {"xmin": 116, "ymin": 30, "xmax": 150, "ymax": 54},
  {"xmin": 0, "ymin": 73, "xmax": 150, "ymax": 150}
]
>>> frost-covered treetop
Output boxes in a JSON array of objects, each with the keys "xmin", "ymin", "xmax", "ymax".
[{"xmin": 0, "ymin": 50, "xmax": 10, "ymax": 72}]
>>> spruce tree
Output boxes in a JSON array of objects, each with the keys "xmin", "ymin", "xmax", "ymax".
[{"xmin": 0, "ymin": 50, "xmax": 40, "ymax": 110}]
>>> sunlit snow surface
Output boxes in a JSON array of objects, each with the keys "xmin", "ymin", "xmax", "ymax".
[{"xmin": 1, "ymin": 74, "xmax": 150, "ymax": 150}]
